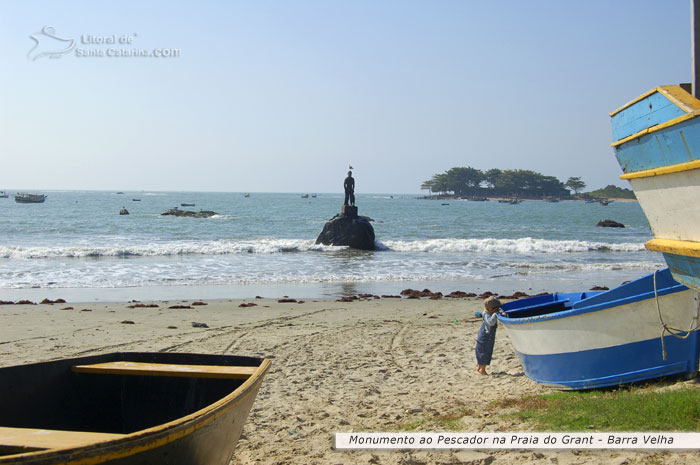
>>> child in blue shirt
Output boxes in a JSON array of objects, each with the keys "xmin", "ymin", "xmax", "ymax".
[{"xmin": 475, "ymin": 296, "xmax": 504, "ymax": 375}]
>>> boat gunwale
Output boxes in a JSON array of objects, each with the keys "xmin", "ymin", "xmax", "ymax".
[
  {"xmin": 646, "ymin": 238, "xmax": 700, "ymax": 258},
  {"xmin": 498, "ymin": 284, "xmax": 688, "ymax": 326},
  {"xmin": 0, "ymin": 353, "xmax": 271, "ymax": 465},
  {"xmin": 609, "ymin": 85, "xmax": 700, "ymax": 117}
]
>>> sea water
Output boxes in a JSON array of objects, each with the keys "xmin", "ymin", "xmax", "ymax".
[{"xmin": 0, "ymin": 191, "xmax": 662, "ymax": 301}]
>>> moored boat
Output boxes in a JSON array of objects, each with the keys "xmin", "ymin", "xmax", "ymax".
[
  {"xmin": 499, "ymin": 268, "xmax": 700, "ymax": 389},
  {"xmin": 14, "ymin": 193, "xmax": 46, "ymax": 203},
  {"xmin": 0, "ymin": 191, "xmax": 8, "ymax": 199},
  {"xmin": 0, "ymin": 352, "xmax": 269, "ymax": 464}
]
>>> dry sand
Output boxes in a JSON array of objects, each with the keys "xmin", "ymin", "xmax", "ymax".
[{"xmin": 1, "ymin": 296, "xmax": 699, "ymax": 465}]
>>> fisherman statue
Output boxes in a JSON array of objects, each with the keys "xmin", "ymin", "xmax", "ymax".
[{"xmin": 344, "ymin": 170, "xmax": 355, "ymax": 206}]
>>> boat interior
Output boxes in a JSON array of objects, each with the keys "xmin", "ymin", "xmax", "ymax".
[
  {"xmin": 0, "ymin": 352, "xmax": 261, "ymax": 456},
  {"xmin": 502, "ymin": 292, "xmax": 600, "ymax": 318},
  {"xmin": 501, "ymin": 268, "xmax": 686, "ymax": 320}
]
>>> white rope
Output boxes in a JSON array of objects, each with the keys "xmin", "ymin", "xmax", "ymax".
[{"xmin": 654, "ymin": 269, "xmax": 700, "ymax": 361}]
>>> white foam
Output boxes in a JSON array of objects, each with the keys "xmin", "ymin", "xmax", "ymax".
[
  {"xmin": 0, "ymin": 237, "xmax": 645, "ymax": 260},
  {"xmin": 379, "ymin": 238, "xmax": 645, "ymax": 254}
]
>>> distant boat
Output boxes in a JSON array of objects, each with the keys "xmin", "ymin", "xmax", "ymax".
[
  {"xmin": 499, "ymin": 268, "xmax": 699, "ymax": 390},
  {"xmin": 116, "ymin": 192, "xmax": 124, "ymax": 195},
  {"xmin": 132, "ymin": 199, "xmax": 141, "ymax": 202},
  {"xmin": 14, "ymin": 193, "xmax": 46, "ymax": 203},
  {"xmin": 181, "ymin": 203, "xmax": 195, "ymax": 207},
  {"xmin": 301, "ymin": 194, "xmax": 309, "ymax": 198},
  {"xmin": 243, "ymin": 193, "xmax": 250, "ymax": 198},
  {"xmin": 311, "ymin": 194, "xmax": 317, "ymax": 198},
  {"xmin": 0, "ymin": 191, "xmax": 8, "ymax": 199},
  {"xmin": 599, "ymin": 199, "xmax": 609, "ymax": 206},
  {"xmin": 0, "ymin": 352, "xmax": 269, "ymax": 465}
]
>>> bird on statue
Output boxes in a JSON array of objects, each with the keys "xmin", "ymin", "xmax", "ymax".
[{"xmin": 349, "ymin": 165, "xmax": 353, "ymax": 170}]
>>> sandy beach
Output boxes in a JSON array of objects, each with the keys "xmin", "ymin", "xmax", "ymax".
[{"xmin": 2, "ymin": 296, "xmax": 699, "ymax": 465}]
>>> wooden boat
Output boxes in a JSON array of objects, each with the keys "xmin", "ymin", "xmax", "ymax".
[
  {"xmin": 14, "ymin": 193, "xmax": 46, "ymax": 204},
  {"xmin": 611, "ymin": 86, "xmax": 700, "ymax": 289},
  {"xmin": 0, "ymin": 352, "xmax": 270, "ymax": 464},
  {"xmin": 499, "ymin": 268, "xmax": 700, "ymax": 390}
]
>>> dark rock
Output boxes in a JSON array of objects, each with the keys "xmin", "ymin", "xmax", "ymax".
[
  {"xmin": 597, "ymin": 219, "xmax": 625, "ymax": 228},
  {"xmin": 278, "ymin": 298, "xmax": 297, "ymax": 303},
  {"xmin": 590, "ymin": 285, "xmax": 609, "ymax": 291},
  {"xmin": 120, "ymin": 208, "xmax": 129, "ymax": 215},
  {"xmin": 191, "ymin": 322, "xmax": 209, "ymax": 328},
  {"xmin": 446, "ymin": 291, "xmax": 478, "ymax": 298},
  {"xmin": 161, "ymin": 208, "xmax": 218, "ymax": 218},
  {"xmin": 316, "ymin": 213, "xmax": 375, "ymax": 251},
  {"xmin": 168, "ymin": 305, "xmax": 192, "ymax": 309}
]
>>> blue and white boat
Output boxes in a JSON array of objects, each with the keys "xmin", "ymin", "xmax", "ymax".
[
  {"xmin": 610, "ymin": 84, "xmax": 700, "ymax": 291},
  {"xmin": 498, "ymin": 268, "xmax": 700, "ymax": 390}
]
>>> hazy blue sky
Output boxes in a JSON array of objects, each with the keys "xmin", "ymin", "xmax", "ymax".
[{"xmin": 0, "ymin": 1, "xmax": 692, "ymax": 193}]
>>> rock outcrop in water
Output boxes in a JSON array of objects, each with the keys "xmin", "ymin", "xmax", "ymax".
[
  {"xmin": 161, "ymin": 208, "xmax": 218, "ymax": 218},
  {"xmin": 316, "ymin": 205, "xmax": 375, "ymax": 250},
  {"xmin": 596, "ymin": 219, "xmax": 625, "ymax": 228}
]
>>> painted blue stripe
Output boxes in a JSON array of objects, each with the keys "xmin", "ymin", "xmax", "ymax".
[
  {"xmin": 612, "ymin": 91, "xmax": 686, "ymax": 141},
  {"xmin": 662, "ymin": 253, "xmax": 700, "ymax": 293},
  {"xmin": 613, "ymin": 115, "xmax": 700, "ymax": 173},
  {"xmin": 513, "ymin": 334, "xmax": 700, "ymax": 390}
]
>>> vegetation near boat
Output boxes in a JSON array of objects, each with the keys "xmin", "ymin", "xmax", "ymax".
[
  {"xmin": 14, "ymin": 193, "xmax": 46, "ymax": 204},
  {"xmin": 499, "ymin": 268, "xmax": 699, "ymax": 390},
  {"xmin": 0, "ymin": 352, "xmax": 270, "ymax": 465}
]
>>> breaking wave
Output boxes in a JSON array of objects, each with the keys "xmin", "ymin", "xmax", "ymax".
[{"xmin": 0, "ymin": 237, "xmax": 646, "ymax": 260}]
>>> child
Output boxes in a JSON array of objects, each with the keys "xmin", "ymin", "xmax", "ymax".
[{"xmin": 475, "ymin": 296, "xmax": 504, "ymax": 375}]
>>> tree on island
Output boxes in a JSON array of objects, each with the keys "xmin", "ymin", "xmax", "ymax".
[
  {"xmin": 565, "ymin": 176, "xmax": 586, "ymax": 195},
  {"xmin": 422, "ymin": 167, "xmax": 570, "ymax": 198}
]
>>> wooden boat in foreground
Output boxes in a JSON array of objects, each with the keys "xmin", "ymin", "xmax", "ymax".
[
  {"xmin": 499, "ymin": 268, "xmax": 700, "ymax": 390},
  {"xmin": 0, "ymin": 352, "xmax": 270, "ymax": 464}
]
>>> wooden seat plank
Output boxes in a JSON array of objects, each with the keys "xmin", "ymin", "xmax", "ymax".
[
  {"xmin": 72, "ymin": 361, "xmax": 256, "ymax": 379},
  {"xmin": 0, "ymin": 426, "xmax": 124, "ymax": 450}
]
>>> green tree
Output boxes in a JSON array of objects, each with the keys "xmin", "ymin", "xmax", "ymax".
[{"xmin": 565, "ymin": 177, "xmax": 586, "ymax": 194}]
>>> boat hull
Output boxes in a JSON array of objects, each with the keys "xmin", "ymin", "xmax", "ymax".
[
  {"xmin": 610, "ymin": 85, "xmax": 700, "ymax": 291},
  {"xmin": 0, "ymin": 352, "xmax": 269, "ymax": 465},
  {"xmin": 500, "ymin": 270, "xmax": 700, "ymax": 389}
]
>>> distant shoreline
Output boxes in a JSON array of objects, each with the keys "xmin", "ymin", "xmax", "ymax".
[{"xmin": 418, "ymin": 195, "xmax": 637, "ymax": 202}]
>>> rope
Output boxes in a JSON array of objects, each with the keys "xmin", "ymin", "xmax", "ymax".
[{"xmin": 654, "ymin": 269, "xmax": 700, "ymax": 360}]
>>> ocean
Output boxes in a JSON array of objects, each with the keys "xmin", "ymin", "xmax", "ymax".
[{"xmin": 0, "ymin": 191, "xmax": 663, "ymax": 302}]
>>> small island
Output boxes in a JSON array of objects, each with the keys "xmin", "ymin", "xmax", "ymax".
[{"xmin": 421, "ymin": 167, "xmax": 635, "ymax": 200}]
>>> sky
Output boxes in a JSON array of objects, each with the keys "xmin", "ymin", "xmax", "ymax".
[{"xmin": 0, "ymin": 0, "xmax": 693, "ymax": 194}]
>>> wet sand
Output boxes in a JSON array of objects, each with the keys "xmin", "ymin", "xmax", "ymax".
[{"xmin": 1, "ymin": 297, "xmax": 698, "ymax": 464}]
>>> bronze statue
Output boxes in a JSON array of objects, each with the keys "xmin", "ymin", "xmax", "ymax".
[{"xmin": 344, "ymin": 170, "xmax": 355, "ymax": 206}]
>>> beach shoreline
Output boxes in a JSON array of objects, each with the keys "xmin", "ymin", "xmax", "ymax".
[{"xmin": 2, "ymin": 296, "xmax": 698, "ymax": 464}]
